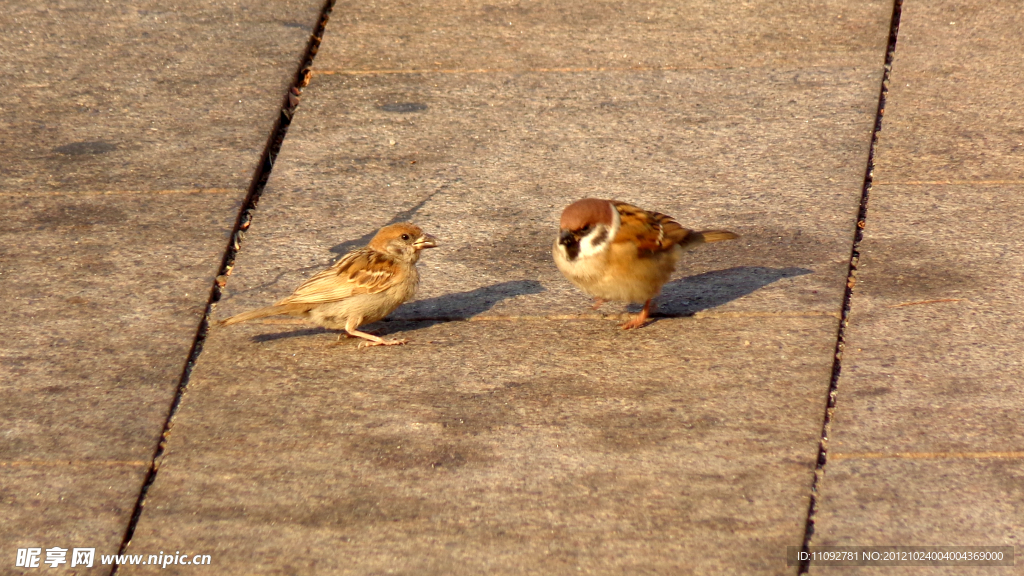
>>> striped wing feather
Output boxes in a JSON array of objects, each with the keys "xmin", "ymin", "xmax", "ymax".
[
  {"xmin": 276, "ymin": 248, "xmax": 400, "ymax": 305},
  {"xmin": 611, "ymin": 201, "xmax": 694, "ymax": 252}
]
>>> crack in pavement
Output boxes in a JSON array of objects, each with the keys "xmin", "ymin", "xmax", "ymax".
[{"xmin": 797, "ymin": 0, "xmax": 905, "ymax": 572}]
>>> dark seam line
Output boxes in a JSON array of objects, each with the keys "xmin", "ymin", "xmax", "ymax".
[
  {"xmin": 107, "ymin": 2, "xmax": 336, "ymax": 573},
  {"xmin": 797, "ymin": 1, "xmax": 904, "ymax": 572}
]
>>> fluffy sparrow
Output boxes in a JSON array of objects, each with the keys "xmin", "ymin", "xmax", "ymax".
[
  {"xmin": 221, "ymin": 223, "xmax": 438, "ymax": 347},
  {"xmin": 553, "ymin": 198, "xmax": 738, "ymax": 329}
]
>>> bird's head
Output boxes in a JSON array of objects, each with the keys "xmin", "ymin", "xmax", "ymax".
[
  {"xmin": 370, "ymin": 223, "xmax": 439, "ymax": 262},
  {"xmin": 555, "ymin": 198, "xmax": 619, "ymax": 261}
]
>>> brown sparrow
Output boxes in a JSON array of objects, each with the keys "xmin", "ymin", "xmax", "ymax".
[
  {"xmin": 553, "ymin": 198, "xmax": 738, "ymax": 329},
  {"xmin": 221, "ymin": 223, "xmax": 438, "ymax": 346}
]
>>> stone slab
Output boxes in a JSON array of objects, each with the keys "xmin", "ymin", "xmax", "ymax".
[
  {"xmin": 123, "ymin": 0, "xmax": 896, "ymax": 573},
  {"xmin": 213, "ymin": 0, "xmax": 894, "ymax": 327},
  {"xmin": 2, "ymin": 463, "xmax": 148, "ymax": 575},
  {"xmin": 125, "ymin": 316, "xmax": 836, "ymax": 575},
  {"xmin": 0, "ymin": 0, "xmax": 322, "ymax": 193},
  {"xmin": 0, "ymin": 0, "xmax": 327, "ymax": 565},
  {"xmin": 319, "ymin": 0, "xmax": 893, "ymax": 71},
  {"xmin": 215, "ymin": 65, "xmax": 884, "ymax": 323},
  {"xmin": 870, "ymin": 0, "xmax": 1024, "ymax": 183},
  {"xmin": 0, "ymin": 192, "xmax": 240, "ymax": 461},
  {"xmin": 823, "ymin": 185, "xmax": 1023, "ymax": 455},
  {"xmin": 808, "ymin": 0, "xmax": 1024, "ymax": 568},
  {"xmin": 809, "ymin": 457, "xmax": 1024, "ymax": 576}
]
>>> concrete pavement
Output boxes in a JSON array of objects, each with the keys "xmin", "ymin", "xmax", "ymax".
[
  {"xmin": 2, "ymin": 0, "xmax": 1021, "ymax": 574},
  {"xmin": 128, "ymin": 0, "xmax": 889, "ymax": 574},
  {"xmin": 1, "ymin": 0, "xmax": 327, "ymax": 569},
  {"xmin": 808, "ymin": 1, "xmax": 1024, "ymax": 574}
]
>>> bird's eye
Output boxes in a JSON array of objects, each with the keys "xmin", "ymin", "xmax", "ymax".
[
  {"xmin": 401, "ymin": 234, "xmax": 410, "ymax": 241},
  {"xmin": 579, "ymin": 225, "xmax": 592, "ymax": 234}
]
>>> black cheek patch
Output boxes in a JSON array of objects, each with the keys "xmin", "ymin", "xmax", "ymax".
[
  {"xmin": 561, "ymin": 237, "xmax": 580, "ymax": 260},
  {"xmin": 590, "ymin": 227, "xmax": 608, "ymax": 246}
]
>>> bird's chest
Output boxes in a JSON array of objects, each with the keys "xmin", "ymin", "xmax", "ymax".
[
  {"xmin": 394, "ymin": 265, "xmax": 420, "ymax": 302},
  {"xmin": 564, "ymin": 243, "xmax": 676, "ymax": 302}
]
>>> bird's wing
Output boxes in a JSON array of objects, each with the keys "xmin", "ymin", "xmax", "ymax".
[
  {"xmin": 611, "ymin": 201, "xmax": 694, "ymax": 252},
  {"xmin": 276, "ymin": 248, "xmax": 403, "ymax": 305}
]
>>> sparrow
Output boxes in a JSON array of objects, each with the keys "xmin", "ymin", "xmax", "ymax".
[
  {"xmin": 553, "ymin": 198, "xmax": 738, "ymax": 329},
  {"xmin": 220, "ymin": 223, "xmax": 438, "ymax": 347}
]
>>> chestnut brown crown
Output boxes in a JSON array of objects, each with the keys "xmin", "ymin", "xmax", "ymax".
[{"xmin": 559, "ymin": 198, "xmax": 614, "ymax": 231}]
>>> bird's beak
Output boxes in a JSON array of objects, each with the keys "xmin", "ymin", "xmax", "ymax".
[
  {"xmin": 414, "ymin": 234, "xmax": 439, "ymax": 249},
  {"xmin": 558, "ymin": 229, "xmax": 575, "ymax": 245}
]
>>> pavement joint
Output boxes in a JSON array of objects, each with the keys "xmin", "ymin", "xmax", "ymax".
[
  {"xmin": 0, "ymin": 188, "xmax": 243, "ymax": 197},
  {"xmin": 874, "ymin": 180, "xmax": 1024, "ymax": 186},
  {"xmin": 830, "ymin": 452, "xmax": 1024, "ymax": 461},
  {"xmin": 0, "ymin": 460, "xmax": 149, "ymax": 469},
  {"xmin": 312, "ymin": 63, "xmax": 863, "ymax": 77},
  {"xmin": 798, "ymin": 0, "xmax": 905, "ymax": 572},
  {"xmin": 885, "ymin": 298, "xmax": 964, "ymax": 308},
  {"xmin": 106, "ymin": 2, "xmax": 338, "ymax": 573}
]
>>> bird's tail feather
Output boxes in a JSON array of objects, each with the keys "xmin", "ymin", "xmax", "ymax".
[
  {"xmin": 220, "ymin": 304, "xmax": 302, "ymax": 326},
  {"xmin": 693, "ymin": 230, "xmax": 739, "ymax": 244},
  {"xmin": 677, "ymin": 229, "xmax": 739, "ymax": 249}
]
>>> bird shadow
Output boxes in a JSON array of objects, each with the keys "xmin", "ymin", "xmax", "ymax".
[
  {"xmin": 250, "ymin": 279, "xmax": 545, "ymax": 342},
  {"xmin": 653, "ymin": 266, "xmax": 813, "ymax": 316},
  {"xmin": 246, "ymin": 269, "xmax": 806, "ymax": 341},
  {"xmin": 252, "ymin": 327, "xmax": 330, "ymax": 343}
]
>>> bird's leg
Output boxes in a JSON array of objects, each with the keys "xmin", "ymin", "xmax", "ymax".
[
  {"xmin": 345, "ymin": 316, "xmax": 407, "ymax": 347},
  {"xmin": 351, "ymin": 329, "xmax": 408, "ymax": 347},
  {"xmin": 591, "ymin": 298, "xmax": 607, "ymax": 310},
  {"xmin": 620, "ymin": 300, "xmax": 653, "ymax": 330}
]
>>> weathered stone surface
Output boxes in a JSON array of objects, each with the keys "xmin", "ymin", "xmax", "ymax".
[
  {"xmin": 125, "ymin": 316, "xmax": 836, "ymax": 575},
  {"xmin": 0, "ymin": 0, "xmax": 325, "ymax": 564},
  {"xmin": 319, "ymin": 0, "xmax": 893, "ymax": 72},
  {"xmin": 809, "ymin": 457, "xmax": 1024, "ymax": 576},
  {"xmin": 1, "ymin": 192, "xmax": 239, "ymax": 461},
  {"xmin": 869, "ymin": 1, "xmax": 1024, "ymax": 183},
  {"xmin": 216, "ymin": 66, "xmax": 884, "ymax": 323},
  {"xmin": 0, "ymin": 0, "xmax": 322, "ymax": 193},
  {"xmin": 809, "ymin": 0, "xmax": 1024, "ymax": 567},
  {"xmin": 124, "ymin": 0, "xmax": 895, "ymax": 574},
  {"xmin": 2, "ymin": 464, "xmax": 148, "ymax": 574},
  {"xmin": 823, "ymin": 185, "xmax": 1023, "ymax": 455}
]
